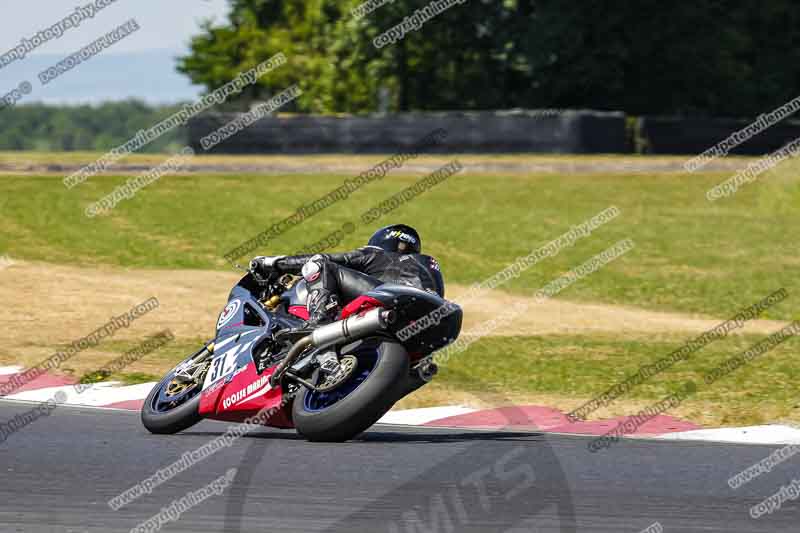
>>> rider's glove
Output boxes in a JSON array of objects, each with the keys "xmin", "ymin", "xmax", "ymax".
[{"xmin": 250, "ymin": 256, "xmax": 286, "ymax": 274}]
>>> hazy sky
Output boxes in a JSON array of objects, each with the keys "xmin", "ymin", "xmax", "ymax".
[
  {"xmin": 0, "ymin": 0, "xmax": 231, "ymax": 55},
  {"xmin": 0, "ymin": 0, "xmax": 232, "ymax": 103}
]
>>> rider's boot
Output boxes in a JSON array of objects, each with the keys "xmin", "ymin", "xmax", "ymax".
[
  {"xmin": 305, "ymin": 289, "xmax": 343, "ymax": 375},
  {"xmin": 305, "ymin": 288, "xmax": 339, "ymax": 328}
]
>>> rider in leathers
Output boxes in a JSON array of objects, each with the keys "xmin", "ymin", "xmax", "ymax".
[{"xmin": 250, "ymin": 224, "xmax": 444, "ymax": 326}]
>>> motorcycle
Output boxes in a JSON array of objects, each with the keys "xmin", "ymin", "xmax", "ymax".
[{"xmin": 141, "ymin": 264, "xmax": 462, "ymax": 442}]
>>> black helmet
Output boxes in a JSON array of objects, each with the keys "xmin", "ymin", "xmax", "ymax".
[{"xmin": 367, "ymin": 224, "xmax": 421, "ymax": 254}]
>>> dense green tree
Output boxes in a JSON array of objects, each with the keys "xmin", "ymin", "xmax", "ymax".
[
  {"xmin": 177, "ymin": 0, "xmax": 346, "ymax": 112},
  {"xmin": 522, "ymin": 1, "xmax": 754, "ymax": 115}
]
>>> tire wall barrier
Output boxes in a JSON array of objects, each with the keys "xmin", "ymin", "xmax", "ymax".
[
  {"xmin": 635, "ymin": 116, "xmax": 800, "ymax": 155},
  {"xmin": 188, "ymin": 110, "xmax": 627, "ymax": 154},
  {"xmin": 188, "ymin": 109, "xmax": 800, "ymax": 155}
]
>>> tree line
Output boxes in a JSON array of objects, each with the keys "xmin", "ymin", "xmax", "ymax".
[
  {"xmin": 0, "ymin": 101, "xmax": 185, "ymax": 152},
  {"xmin": 179, "ymin": 0, "xmax": 800, "ymax": 117}
]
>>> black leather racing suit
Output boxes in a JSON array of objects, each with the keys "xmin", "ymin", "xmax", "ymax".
[{"xmin": 275, "ymin": 246, "xmax": 445, "ymax": 324}]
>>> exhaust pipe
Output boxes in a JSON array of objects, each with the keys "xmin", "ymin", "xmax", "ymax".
[
  {"xmin": 311, "ymin": 307, "xmax": 395, "ymax": 348},
  {"xmin": 270, "ymin": 308, "xmax": 395, "ymax": 386}
]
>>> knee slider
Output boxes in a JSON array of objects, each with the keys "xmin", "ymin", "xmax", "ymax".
[{"xmin": 302, "ymin": 256, "xmax": 323, "ymax": 282}]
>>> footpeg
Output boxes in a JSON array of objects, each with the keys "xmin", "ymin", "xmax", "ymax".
[{"xmin": 414, "ymin": 359, "xmax": 438, "ymax": 382}]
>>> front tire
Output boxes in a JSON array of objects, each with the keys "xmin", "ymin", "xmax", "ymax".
[
  {"xmin": 292, "ymin": 340, "xmax": 409, "ymax": 442},
  {"xmin": 141, "ymin": 385, "xmax": 202, "ymax": 434},
  {"xmin": 141, "ymin": 347, "xmax": 209, "ymax": 434}
]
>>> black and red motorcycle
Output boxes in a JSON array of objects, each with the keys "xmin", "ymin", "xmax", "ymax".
[{"xmin": 141, "ymin": 263, "xmax": 462, "ymax": 441}]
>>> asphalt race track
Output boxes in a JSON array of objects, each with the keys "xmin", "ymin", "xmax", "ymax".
[{"xmin": 1, "ymin": 400, "xmax": 797, "ymax": 532}]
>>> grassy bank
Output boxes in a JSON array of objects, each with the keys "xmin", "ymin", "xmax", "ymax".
[{"xmin": 0, "ymin": 168, "xmax": 797, "ymax": 319}]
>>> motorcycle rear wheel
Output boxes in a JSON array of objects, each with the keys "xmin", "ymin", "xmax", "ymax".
[{"xmin": 292, "ymin": 339, "xmax": 408, "ymax": 442}]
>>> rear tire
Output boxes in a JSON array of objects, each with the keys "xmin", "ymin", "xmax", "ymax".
[{"xmin": 292, "ymin": 340, "xmax": 408, "ymax": 442}]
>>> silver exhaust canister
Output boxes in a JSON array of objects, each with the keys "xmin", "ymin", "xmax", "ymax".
[{"xmin": 311, "ymin": 308, "xmax": 395, "ymax": 348}]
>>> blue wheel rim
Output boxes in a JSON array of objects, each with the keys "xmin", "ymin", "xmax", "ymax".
[
  {"xmin": 151, "ymin": 348, "xmax": 208, "ymax": 413},
  {"xmin": 152, "ymin": 371, "xmax": 202, "ymax": 413},
  {"xmin": 303, "ymin": 347, "xmax": 381, "ymax": 413}
]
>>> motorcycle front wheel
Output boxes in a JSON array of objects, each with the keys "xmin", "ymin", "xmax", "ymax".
[{"xmin": 141, "ymin": 344, "xmax": 211, "ymax": 434}]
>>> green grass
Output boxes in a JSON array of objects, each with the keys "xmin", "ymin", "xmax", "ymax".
[
  {"xmin": 1, "ymin": 167, "xmax": 798, "ymax": 319},
  {"xmin": 54, "ymin": 337, "xmax": 207, "ymax": 385},
  {"xmin": 114, "ymin": 372, "xmax": 162, "ymax": 385},
  {"xmin": 435, "ymin": 332, "xmax": 800, "ymax": 426}
]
